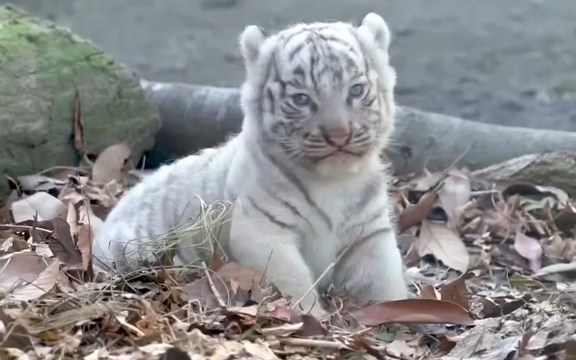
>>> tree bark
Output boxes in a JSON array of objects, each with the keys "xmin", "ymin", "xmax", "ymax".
[
  {"xmin": 141, "ymin": 80, "xmax": 576, "ymax": 177},
  {"xmin": 471, "ymin": 152, "xmax": 576, "ymax": 195}
]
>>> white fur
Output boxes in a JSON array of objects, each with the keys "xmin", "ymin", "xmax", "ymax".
[{"xmin": 93, "ymin": 13, "xmax": 408, "ymax": 318}]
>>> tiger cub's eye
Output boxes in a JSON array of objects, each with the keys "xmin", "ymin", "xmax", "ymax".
[
  {"xmin": 292, "ymin": 93, "xmax": 311, "ymax": 106},
  {"xmin": 349, "ymin": 84, "xmax": 365, "ymax": 98}
]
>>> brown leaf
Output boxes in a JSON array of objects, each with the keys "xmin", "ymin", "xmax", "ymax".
[
  {"xmin": 439, "ymin": 272, "xmax": 474, "ymax": 311},
  {"xmin": 420, "ymin": 285, "xmax": 439, "ymax": 300},
  {"xmin": 77, "ymin": 224, "xmax": 95, "ymax": 278},
  {"xmin": 351, "ymin": 298, "xmax": 474, "ymax": 326},
  {"xmin": 0, "ymin": 253, "xmax": 49, "ymax": 292},
  {"xmin": 294, "ymin": 314, "xmax": 329, "ymax": 337},
  {"xmin": 92, "ymin": 143, "xmax": 132, "ymax": 185},
  {"xmin": 554, "ymin": 206, "xmax": 576, "ymax": 236},
  {"xmin": 48, "ymin": 218, "xmax": 83, "ymax": 267},
  {"xmin": 73, "ymin": 89, "xmax": 87, "ymax": 155},
  {"xmin": 398, "ymin": 191, "xmax": 438, "ymax": 233},
  {"xmin": 78, "ymin": 204, "xmax": 104, "ymax": 235},
  {"xmin": 0, "ymin": 253, "xmax": 60, "ymax": 301},
  {"xmin": 0, "ymin": 308, "xmax": 34, "ymax": 349},
  {"xmin": 10, "ymin": 192, "xmax": 67, "ymax": 223},
  {"xmin": 416, "ymin": 220, "xmax": 470, "ymax": 273},
  {"xmin": 438, "ymin": 168, "xmax": 471, "ymax": 221},
  {"xmin": 514, "ymin": 232, "xmax": 543, "ymax": 273}
]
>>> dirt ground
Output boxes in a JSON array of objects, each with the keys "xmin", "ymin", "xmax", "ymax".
[{"xmin": 6, "ymin": 0, "xmax": 576, "ymax": 131}]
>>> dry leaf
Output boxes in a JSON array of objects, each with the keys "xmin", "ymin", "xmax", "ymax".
[
  {"xmin": 78, "ymin": 204, "xmax": 104, "ymax": 237},
  {"xmin": 438, "ymin": 168, "xmax": 472, "ymax": 221},
  {"xmin": 294, "ymin": 314, "xmax": 329, "ymax": 337},
  {"xmin": 77, "ymin": 224, "xmax": 94, "ymax": 273},
  {"xmin": 48, "ymin": 218, "xmax": 83, "ymax": 267},
  {"xmin": 420, "ymin": 285, "xmax": 440, "ymax": 300},
  {"xmin": 92, "ymin": 143, "xmax": 132, "ymax": 184},
  {"xmin": 439, "ymin": 272, "xmax": 474, "ymax": 311},
  {"xmin": 398, "ymin": 191, "xmax": 438, "ymax": 232},
  {"xmin": 0, "ymin": 253, "xmax": 60, "ymax": 301},
  {"xmin": 0, "ymin": 253, "xmax": 51, "ymax": 292},
  {"xmin": 0, "ymin": 309, "xmax": 34, "ymax": 349},
  {"xmin": 533, "ymin": 262, "xmax": 576, "ymax": 277},
  {"xmin": 351, "ymin": 298, "xmax": 474, "ymax": 326},
  {"xmin": 417, "ymin": 220, "xmax": 470, "ymax": 273},
  {"xmin": 514, "ymin": 232, "xmax": 543, "ymax": 273},
  {"xmin": 14, "ymin": 174, "xmax": 66, "ymax": 194},
  {"xmin": 73, "ymin": 89, "xmax": 87, "ymax": 155},
  {"xmin": 10, "ymin": 192, "xmax": 67, "ymax": 223},
  {"xmin": 384, "ymin": 339, "xmax": 417, "ymax": 359}
]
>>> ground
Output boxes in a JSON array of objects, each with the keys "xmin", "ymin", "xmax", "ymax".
[{"xmin": 5, "ymin": 0, "xmax": 576, "ymax": 131}]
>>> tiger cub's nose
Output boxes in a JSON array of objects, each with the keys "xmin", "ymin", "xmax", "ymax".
[{"xmin": 320, "ymin": 126, "xmax": 351, "ymax": 147}]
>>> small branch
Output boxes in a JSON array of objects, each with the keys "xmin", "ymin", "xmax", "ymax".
[
  {"xmin": 279, "ymin": 337, "xmax": 352, "ymax": 351},
  {"xmin": 0, "ymin": 224, "xmax": 52, "ymax": 234},
  {"xmin": 201, "ymin": 261, "xmax": 226, "ymax": 308}
]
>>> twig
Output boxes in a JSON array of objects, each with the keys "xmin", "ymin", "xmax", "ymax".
[
  {"xmin": 36, "ymin": 166, "xmax": 90, "ymax": 176},
  {"xmin": 279, "ymin": 338, "xmax": 352, "ymax": 351},
  {"xmin": 202, "ymin": 261, "xmax": 226, "ymax": 308},
  {"xmin": 0, "ymin": 224, "xmax": 52, "ymax": 234}
]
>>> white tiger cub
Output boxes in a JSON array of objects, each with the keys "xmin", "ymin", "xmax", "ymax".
[{"xmin": 93, "ymin": 12, "xmax": 409, "ymax": 317}]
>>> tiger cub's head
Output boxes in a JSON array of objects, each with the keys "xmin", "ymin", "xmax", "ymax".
[{"xmin": 239, "ymin": 13, "xmax": 396, "ymax": 177}]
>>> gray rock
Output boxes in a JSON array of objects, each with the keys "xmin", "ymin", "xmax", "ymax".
[{"xmin": 0, "ymin": 5, "xmax": 160, "ymax": 197}]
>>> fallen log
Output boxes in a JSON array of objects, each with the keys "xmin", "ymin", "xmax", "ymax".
[
  {"xmin": 0, "ymin": 5, "xmax": 160, "ymax": 198},
  {"xmin": 471, "ymin": 152, "xmax": 576, "ymax": 195},
  {"xmin": 140, "ymin": 80, "xmax": 576, "ymax": 177}
]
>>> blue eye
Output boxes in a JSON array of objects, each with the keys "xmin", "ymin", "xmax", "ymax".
[
  {"xmin": 349, "ymin": 84, "xmax": 364, "ymax": 98},
  {"xmin": 292, "ymin": 93, "xmax": 311, "ymax": 106}
]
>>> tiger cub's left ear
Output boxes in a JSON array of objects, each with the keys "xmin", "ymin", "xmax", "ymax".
[
  {"xmin": 359, "ymin": 13, "xmax": 392, "ymax": 53},
  {"xmin": 239, "ymin": 25, "xmax": 266, "ymax": 67}
]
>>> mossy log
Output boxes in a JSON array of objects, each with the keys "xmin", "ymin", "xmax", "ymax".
[{"xmin": 0, "ymin": 5, "xmax": 160, "ymax": 197}]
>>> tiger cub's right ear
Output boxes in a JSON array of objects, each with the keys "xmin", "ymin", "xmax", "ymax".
[{"xmin": 239, "ymin": 25, "xmax": 266, "ymax": 66}]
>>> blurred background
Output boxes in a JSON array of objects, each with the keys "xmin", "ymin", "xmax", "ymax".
[{"xmin": 4, "ymin": 0, "xmax": 576, "ymax": 130}]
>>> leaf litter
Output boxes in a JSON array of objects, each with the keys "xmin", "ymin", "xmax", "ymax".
[{"xmin": 0, "ymin": 144, "xmax": 574, "ymax": 359}]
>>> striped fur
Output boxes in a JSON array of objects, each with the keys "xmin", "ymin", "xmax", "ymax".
[{"xmin": 93, "ymin": 13, "xmax": 408, "ymax": 317}]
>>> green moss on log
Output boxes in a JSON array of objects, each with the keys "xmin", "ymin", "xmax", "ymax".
[{"xmin": 0, "ymin": 5, "xmax": 160, "ymax": 197}]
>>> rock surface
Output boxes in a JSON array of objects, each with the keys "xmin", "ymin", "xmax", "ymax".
[{"xmin": 0, "ymin": 5, "xmax": 160, "ymax": 196}]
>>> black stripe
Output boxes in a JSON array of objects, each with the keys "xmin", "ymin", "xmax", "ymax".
[
  {"xmin": 362, "ymin": 94, "xmax": 377, "ymax": 107},
  {"xmin": 358, "ymin": 227, "xmax": 393, "ymax": 244},
  {"xmin": 247, "ymin": 196, "xmax": 302, "ymax": 235},
  {"xmin": 262, "ymin": 185, "xmax": 316, "ymax": 232},
  {"xmin": 255, "ymin": 49, "xmax": 275, "ymax": 128},
  {"xmin": 347, "ymin": 205, "xmax": 387, "ymax": 231},
  {"xmin": 263, "ymin": 151, "xmax": 333, "ymax": 230},
  {"xmin": 266, "ymin": 88, "xmax": 275, "ymax": 116},
  {"xmin": 354, "ymin": 179, "xmax": 380, "ymax": 214},
  {"xmin": 338, "ymin": 226, "xmax": 393, "ymax": 260},
  {"xmin": 288, "ymin": 43, "xmax": 305, "ymax": 61}
]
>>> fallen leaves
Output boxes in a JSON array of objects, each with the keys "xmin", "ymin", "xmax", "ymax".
[
  {"xmin": 417, "ymin": 220, "xmax": 470, "ymax": 273},
  {"xmin": 350, "ymin": 298, "xmax": 474, "ymax": 326},
  {"xmin": 1, "ymin": 149, "xmax": 576, "ymax": 359},
  {"xmin": 91, "ymin": 142, "xmax": 132, "ymax": 185},
  {"xmin": 514, "ymin": 232, "xmax": 543, "ymax": 273},
  {"xmin": 0, "ymin": 253, "xmax": 59, "ymax": 301}
]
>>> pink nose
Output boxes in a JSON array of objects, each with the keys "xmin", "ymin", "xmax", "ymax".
[{"xmin": 321, "ymin": 126, "xmax": 351, "ymax": 146}]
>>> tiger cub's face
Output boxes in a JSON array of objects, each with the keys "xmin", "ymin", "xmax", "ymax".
[{"xmin": 240, "ymin": 14, "xmax": 396, "ymax": 176}]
